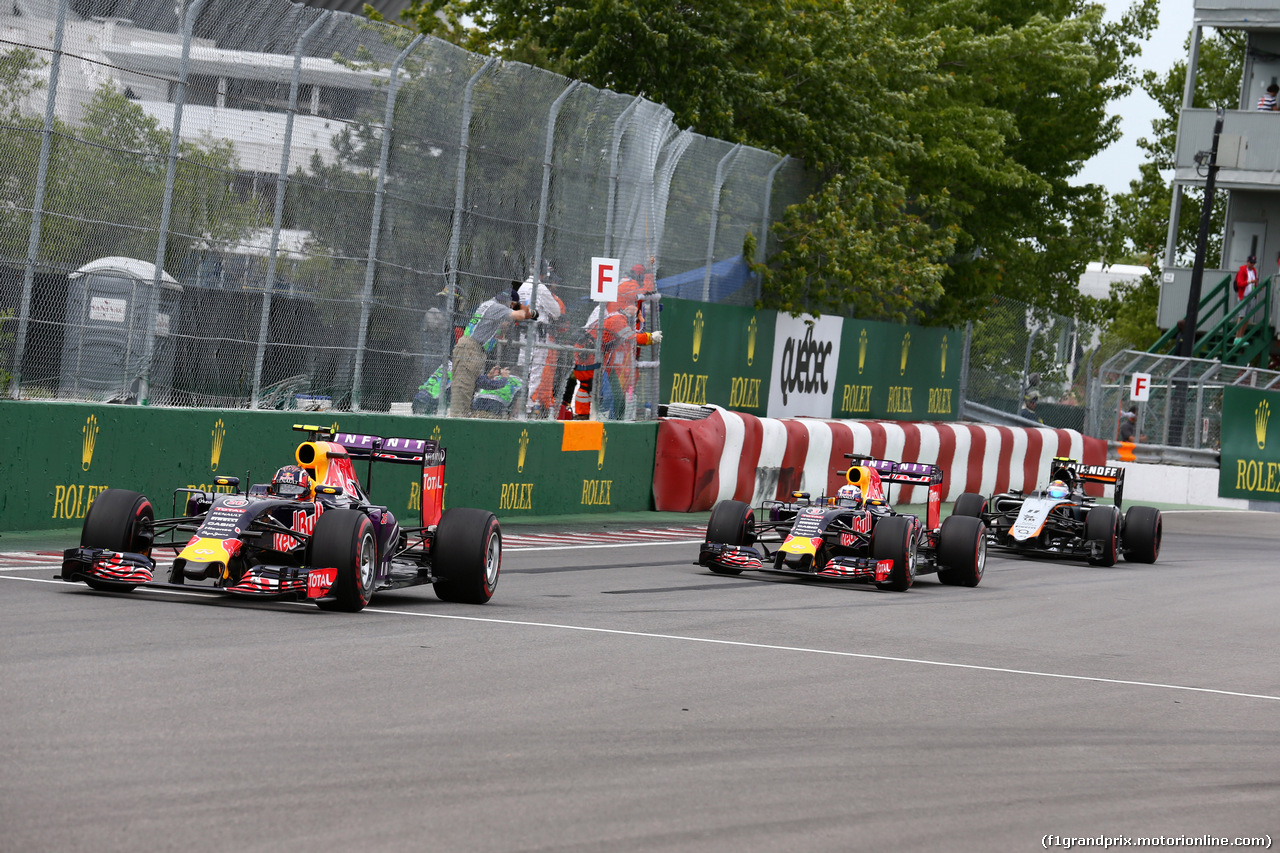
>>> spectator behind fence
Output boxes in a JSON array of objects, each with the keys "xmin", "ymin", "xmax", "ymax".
[
  {"xmin": 1258, "ymin": 82, "xmax": 1279, "ymax": 111},
  {"xmin": 1019, "ymin": 389, "xmax": 1043, "ymax": 423},
  {"xmin": 448, "ymin": 285, "xmax": 536, "ymax": 419},
  {"xmin": 1119, "ymin": 408, "xmax": 1137, "ymax": 442}
]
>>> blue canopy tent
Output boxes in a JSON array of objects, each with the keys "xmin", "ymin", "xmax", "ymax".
[{"xmin": 653, "ymin": 255, "xmax": 756, "ymax": 303}]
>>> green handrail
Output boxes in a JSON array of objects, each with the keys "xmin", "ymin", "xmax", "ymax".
[
  {"xmin": 1193, "ymin": 274, "xmax": 1271, "ymax": 363},
  {"xmin": 1149, "ymin": 273, "xmax": 1272, "ymax": 366},
  {"xmin": 1148, "ymin": 274, "xmax": 1232, "ymax": 354}
]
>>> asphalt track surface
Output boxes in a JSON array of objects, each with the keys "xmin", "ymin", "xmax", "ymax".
[{"xmin": 2, "ymin": 512, "xmax": 1277, "ymax": 853}]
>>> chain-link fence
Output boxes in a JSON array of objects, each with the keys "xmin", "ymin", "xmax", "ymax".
[
  {"xmin": 0, "ymin": 0, "xmax": 804, "ymax": 420},
  {"xmin": 1086, "ymin": 350, "xmax": 1280, "ymax": 450},
  {"xmin": 961, "ymin": 295, "xmax": 1093, "ymax": 431}
]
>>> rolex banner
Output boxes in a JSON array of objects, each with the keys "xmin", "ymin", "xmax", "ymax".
[
  {"xmin": 661, "ymin": 299, "xmax": 774, "ymax": 416},
  {"xmin": 659, "ymin": 298, "xmax": 959, "ymax": 421},
  {"xmin": 831, "ymin": 320, "xmax": 958, "ymax": 421},
  {"xmin": 1219, "ymin": 386, "xmax": 1280, "ymax": 501}
]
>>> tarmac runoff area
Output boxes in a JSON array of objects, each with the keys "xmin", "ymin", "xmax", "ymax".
[{"xmin": 0, "ymin": 507, "xmax": 1275, "ymax": 852}]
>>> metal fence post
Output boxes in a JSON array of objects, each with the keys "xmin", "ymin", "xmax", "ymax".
[
  {"xmin": 442, "ymin": 57, "xmax": 497, "ymax": 383},
  {"xmin": 521, "ymin": 80, "xmax": 579, "ymax": 420},
  {"xmin": 250, "ymin": 11, "xmax": 330, "ymax": 409},
  {"xmin": 350, "ymin": 33, "xmax": 425, "ymax": 412},
  {"xmin": 604, "ymin": 96, "xmax": 642, "ymax": 258},
  {"xmin": 957, "ymin": 321, "xmax": 972, "ymax": 421},
  {"xmin": 756, "ymin": 154, "xmax": 788, "ymax": 302},
  {"xmin": 7, "ymin": 0, "xmax": 68, "ymax": 399},
  {"xmin": 702, "ymin": 144, "xmax": 741, "ymax": 303},
  {"xmin": 139, "ymin": 0, "xmax": 208, "ymax": 405}
]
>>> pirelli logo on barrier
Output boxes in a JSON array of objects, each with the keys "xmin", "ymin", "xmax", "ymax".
[{"xmin": 1220, "ymin": 387, "xmax": 1280, "ymax": 501}]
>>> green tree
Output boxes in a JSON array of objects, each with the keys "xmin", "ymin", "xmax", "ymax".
[{"xmin": 402, "ymin": 0, "xmax": 1158, "ymax": 326}]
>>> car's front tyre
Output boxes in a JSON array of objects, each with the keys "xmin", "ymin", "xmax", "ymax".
[
  {"xmin": 80, "ymin": 489, "xmax": 154, "ymax": 592},
  {"xmin": 310, "ymin": 509, "xmax": 377, "ymax": 612},
  {"xmin": 1085, "ymin": 505, "xmax": 1121, "ymax": 567},
  {"xmin": 872, "ymin": 515, "xmax": 915, "ymax": 591},
  {"xmin": 705, "ymin": 499, "xmax": 755, "ymax": 575}
]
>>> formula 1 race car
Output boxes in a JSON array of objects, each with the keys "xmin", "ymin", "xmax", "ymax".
[
  {"xmin": 950, "ymin": 456, "xmax": 1161, "ymax": 566},
  {"xmin": 697, "ymin": 456, "xmax": 986, "ymax": 591},
  {"xmin": 59, "ymin": 425, "xmax": 501, "ymax": 612}
]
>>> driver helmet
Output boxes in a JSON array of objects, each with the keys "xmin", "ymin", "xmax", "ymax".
[
  {"xmin": 1047, "ymin": 479, "xmax": 1070, "ymax": 500},
  {"xmin": 271, "ymin": 465, "xmax": 313, "ymax": 500},
  {"xmin": 836, "ymin": 484, "xmax": 862, "ymax": 507}
]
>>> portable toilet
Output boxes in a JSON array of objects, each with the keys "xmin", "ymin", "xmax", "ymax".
[{"xmin": 60, "ymin": 257, "xmax": 183, "ymax": 403}]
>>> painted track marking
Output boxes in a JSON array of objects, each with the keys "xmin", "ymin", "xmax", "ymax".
[{"xmin": 4, "ymin": 573, "xmax": 1276, "ymax": 703}]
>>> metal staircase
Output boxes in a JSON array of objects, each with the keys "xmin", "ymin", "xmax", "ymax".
[{"xmin": 1148, "ymin": 273, "xmax": 1272, "ymax": 366}]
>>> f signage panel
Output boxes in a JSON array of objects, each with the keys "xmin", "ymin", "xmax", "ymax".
[
  {"xmin": 1130, "ymin": 372, "xmax": 1152, "ymax": 402},
  {"xmin": 591, "ymin": 257, "xmax": 620, "ymax": 302}
]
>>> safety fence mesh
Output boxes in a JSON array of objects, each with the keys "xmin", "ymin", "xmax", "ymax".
[{"xmin": 0, "ymin": 0, "xmax": 800, "ymax": 420}]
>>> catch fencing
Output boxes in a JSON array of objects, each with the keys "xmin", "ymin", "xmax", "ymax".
[{"xmin": 0, "ymin": 0, "xmax": 808, "ymax": 419}]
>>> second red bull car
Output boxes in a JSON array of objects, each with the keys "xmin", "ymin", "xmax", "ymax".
[
  {"xmin": 697, "ymin": 456, "xmax": 987, "ymax": 591},
  {"xmin": 58, "ymin": 424, "xmax": 500, "ymax": 611}
]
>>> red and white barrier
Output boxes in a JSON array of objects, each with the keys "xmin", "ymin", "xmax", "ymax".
[{"xmin": 653, "ymin": 407, "xmax": 1107, "ymax": 513}]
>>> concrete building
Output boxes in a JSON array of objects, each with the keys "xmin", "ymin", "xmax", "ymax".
[{"xmin": 1158, "ymin": 0, "xmax": 1280, "ymax": 333}]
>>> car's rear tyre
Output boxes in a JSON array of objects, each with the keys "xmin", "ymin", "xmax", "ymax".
[
  {"xmin": 80, "ymin": 489, "xmax": 153, "ymax": 592},
  {"xmin": 936, "ymin": 515, "xmax": 986, "ymax": 587},
  {"xmin": 871, "ymin": 515, "xmax": 915, "ymax": 591},
  {"xmin": 432, "ymin": 508, "xmax": 501, "ymax": 604},
  {"xmin": 310, "ymin": 509, "xmax": 377, "ymax": 612},
  {"xmin": 1122, "ymin": 505, "xmax": 1162, "ymax": 564},
  {"xmin": 705, "ymin": 499, "xmax": 754, "ymax": 575},
  {"xmin": 951, "ymin": 492, "xmax": 988, "ymax": 519},
  {"xmin": 1085, "ymin": 505, "xmax": 1121, "ymax": 567}
]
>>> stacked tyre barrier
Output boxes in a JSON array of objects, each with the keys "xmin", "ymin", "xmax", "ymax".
[{"xmin": 653, "ymin": 407, "xmax": 1107, "ymax": 512}]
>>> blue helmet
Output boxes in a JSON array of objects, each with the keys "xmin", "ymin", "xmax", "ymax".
[{"xmin": 1047, "ymin": 479, "xmax": 1069, "ymax": 500}]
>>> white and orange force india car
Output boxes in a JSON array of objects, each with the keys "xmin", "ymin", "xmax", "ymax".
[
  {"xmin": 697, "ymin": 456, "xmax": 987, "ymax": 591},
  {"xmin": 58, "ymin": 425, "xmax": 501, "ymax": 611},
  {"xmin": 950, "ymin": 456, "xmax": 1161, "ymax": 566}
]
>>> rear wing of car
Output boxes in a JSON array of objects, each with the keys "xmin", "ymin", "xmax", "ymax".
[
  {"xmin": 844, "ymin": 455, "xmax": 944, "ymax": 530},
  {"xmin": 294, "ymin": 425, "xmax": 446, "ymax": 527},
  {"xmin": 1049, "ymin": 456, "xmax": 1125, "ymax": 508}
]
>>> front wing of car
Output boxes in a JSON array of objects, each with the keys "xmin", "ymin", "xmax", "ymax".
[
  {"xmin": 698, "ymin": 543, "xmax": 895, "ymax": 583},
  {"xmin": 60, "ymin": 547, "xmax": 342, "ymax": 602}
]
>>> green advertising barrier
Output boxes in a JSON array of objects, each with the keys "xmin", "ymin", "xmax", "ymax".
[
  {"xmin": 659, "ymin": 299, "xmax": 774, "ymax": 415},
  {"xmin": 0, "ymin": 401, "xmax": 657, "ymax": 532},
  {"xmin": 832, "ymin": 320, "xmax": 958, "ymax": 421},
  {"xmin": 1219, "ymin": 386, "xmax": 1280, "ymax": 501},
  {"xmin": 659, "ymin": 298, "xmax": 959, "ymax": 420}
]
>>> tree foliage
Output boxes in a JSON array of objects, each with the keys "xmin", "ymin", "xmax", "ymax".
[{"xmin": 402, "ymin": 0, "xmax": 1158, "ymax": 326}]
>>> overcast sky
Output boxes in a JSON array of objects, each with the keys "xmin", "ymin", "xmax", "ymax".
[{"xmin": 1074, "ymin": 0, "xmax": 1196, "ymax": 196}]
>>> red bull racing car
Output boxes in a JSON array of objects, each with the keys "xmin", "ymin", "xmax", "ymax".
[
  {"xmin": 950, "ymin": 456, "xmax": 1161, "ymax": 566},
  {"xmin": 697, "ymin": 456, "xmax": 987, "ymax": 591},
  {"xmin": 58, "ymin": 425, "xmax": 501, "ymax": 611}
]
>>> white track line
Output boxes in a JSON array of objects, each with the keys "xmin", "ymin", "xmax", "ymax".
[{"xmin": 4, "ymin": 573, "xmax": 1276, "ymax": 703}]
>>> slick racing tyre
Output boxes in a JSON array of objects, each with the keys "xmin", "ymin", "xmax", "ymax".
[
  {"xmin": 936, "ymin": 515, "xmax": 986, "ymax": 587},
  {"xmin": 80, "ymin": 489, "xmax": 154, "ymax": 592},
  {"xmin": 310, "ymin": 509, "xmax": 377, "ymax": 612},
  {"xmin": 871, "ymin": 515, "xmax": 916, "ymax": 592},
  {"xmin": 951, "ymin": 492, "xmax": 988, "ymax": 519},
  {"xmin": 432, "ymin": 508, "xmax": 501, "ymax": 604},
  {"xmin": 1085, "ymin": 505, "xmax": 1122, "ymax": 567},
  {"xmin": 705, "ymin": 499, "xmax": 755, "ymax": 576},
  {"xmin": 1122, "ymin": 505, "xmax": 1162, "ymax": 564}
]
